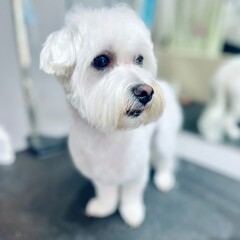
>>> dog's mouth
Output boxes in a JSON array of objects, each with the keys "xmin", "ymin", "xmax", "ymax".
[
  {"xmin": 126, "ymin": 109, "xmax": 143, "ymax": 118},
  {"xmin": 125, "ymin": 94, "xmax": 152, "ymax": 118}
]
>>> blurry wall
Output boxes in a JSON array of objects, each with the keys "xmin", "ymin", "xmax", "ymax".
[
  {"xmin": 0, "ymin": 0, "xmax": 68, "ymax": 151},
  {"xmin": 28, "ymin": 0, "xmax": 69, "ymax": 137},
  {"xmin": 0, "ymin": 0, "xmax": 29, "ymax": 151},
  {"xmin": 155, "ymin": 0, "xmax": 235, "ymax": 103},
  {"xmin": 157, "ymin": 51, "xmax": 230, "ymax": 103}
]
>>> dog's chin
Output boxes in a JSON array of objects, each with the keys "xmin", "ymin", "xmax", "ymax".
[
  {"xmin": 84, "ymin": 106, "xmax": 160, "ymax": 133},
  {"xmin": 126, "ymin": 108, "xmax": 144, "ymax": 118},
  {"xmin": 115, "ymin": 105, "xmax": 160, "ymax": 131}
]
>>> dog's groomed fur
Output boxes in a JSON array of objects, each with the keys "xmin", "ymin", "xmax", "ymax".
[{"xmin": 40, "ymin": 5, "xmax": 182, "ymax": 227}]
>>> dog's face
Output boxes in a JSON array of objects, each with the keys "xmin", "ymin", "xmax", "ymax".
[{"xmin": 40, "ymin": 5, "xmax": 164, "ymax": 132}]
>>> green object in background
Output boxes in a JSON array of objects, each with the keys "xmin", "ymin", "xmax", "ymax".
[{"xmin": 168, "ymin": 0, "xmax": 228, "ymax": 57}]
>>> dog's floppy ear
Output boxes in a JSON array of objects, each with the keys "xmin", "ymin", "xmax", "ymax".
[{"xmin": 40, "ymin": 28, "xmax": 76, "ymax": 76}]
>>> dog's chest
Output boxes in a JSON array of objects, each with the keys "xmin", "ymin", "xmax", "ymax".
[{"xmin": 68, "ymin": 124, "xmax": 155, "ymax": 184}]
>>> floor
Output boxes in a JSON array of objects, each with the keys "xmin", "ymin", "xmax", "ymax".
[{"xmin": 0, "ymin": 150, "xmax": 240, "ymax": 240}]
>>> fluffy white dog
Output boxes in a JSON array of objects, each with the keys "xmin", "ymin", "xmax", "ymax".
[
  {"xmin": 40, "ymin": 5, "xmax": 182, "ymax": 227},
  {"xmin": 198, "ymin": 58, "xmax": 240, "ymax": 142}
]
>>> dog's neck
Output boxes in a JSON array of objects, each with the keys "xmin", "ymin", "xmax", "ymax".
[
  {"xmin": 68, "ymin": 104, "xmax": 96, "ymax": 131},
  {"xmin": 68, "ymin": 104, "xmax": 128, "ymax": 139},
  {"xmin": 67, "ymin": 103, "xmax": 155, "ymax": 152},
  {"xmin": 68, "ymin": 104, "xmax": 142, "ymax": 141}
]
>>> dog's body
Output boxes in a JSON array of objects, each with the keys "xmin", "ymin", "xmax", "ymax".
[
  {"xmin": 68, "ymin": 80, "xmax": 181, "ymax": 227},
  {"xmin": 40, "ymin": 5, "xmax": 182, "ymax": 227},
  {"xmin": 69, "ymin": 80, "xmax": 181, "ymax": 185},
  {"xmin": 198, "ymin": 58, "xmax": 240, "ymax": 142}
]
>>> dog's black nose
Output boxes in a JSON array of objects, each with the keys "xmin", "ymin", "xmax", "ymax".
[{"xmin": 132, "ymin": 84, "xmax": 154, "ymax": 105}]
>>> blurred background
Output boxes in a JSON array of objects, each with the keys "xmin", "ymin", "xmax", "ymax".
[
  {"xmin": 1, "ymin": 0, "xmax": 239, "ymax": 173},
  {"xmin": 0, "ymin": 0, "xmax": 240, "ymax": 239}
]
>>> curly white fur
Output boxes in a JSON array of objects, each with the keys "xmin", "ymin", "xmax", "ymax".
[{"xmin": 40, "ymin": 5, "xmax": 182, "ymax": 227}]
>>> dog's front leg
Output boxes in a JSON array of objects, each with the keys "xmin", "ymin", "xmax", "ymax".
[
  {"xmin": 86, "ymin": 181, "xmax": 118, "ymax": 218},
  {"xmin": 119, "ymin": 169, "xmax": 148, "ymax": 228},
  {"xmin": 153, "ymin": 132, "xmax": 176, "ymax": 193}
]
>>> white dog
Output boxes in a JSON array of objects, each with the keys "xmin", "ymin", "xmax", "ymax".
[
  {"xmin": 198, "ymin": 58, "xmax": 240, "ymax": 142},
  {"xmin": 40, "ymin": 5, "xmax": 182, "ymax": 227}
]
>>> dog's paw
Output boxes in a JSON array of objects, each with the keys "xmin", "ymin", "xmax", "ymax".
[
  {"xmin": 85, "ymin": 198, "xmax": 117, "ymax": 218},
  {"xmin": 119, "ymin": 201, "xmax": 145, "ymax": 228},
  {"xmin": 154, "ymin": 171, "xmax": 175, "ymax": 192}
]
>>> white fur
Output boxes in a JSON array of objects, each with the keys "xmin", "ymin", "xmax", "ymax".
[
  {"xmin": 40, "ymin": 5, "xmax": 182, "ymax": 227},
  {"xmin": 198, "ymin": 58, "xmax": 240, "ymax": 142}
]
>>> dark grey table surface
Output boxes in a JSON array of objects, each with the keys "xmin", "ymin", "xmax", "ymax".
[{"xmin": 0, "ymin": 150, "xmax": 239, "ymax": 240}]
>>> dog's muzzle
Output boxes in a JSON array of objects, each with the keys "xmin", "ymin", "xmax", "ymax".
[
  {"xmin": 126, "ymin": 84, "xmax": 154, "ymax": 118},
  {"xmin": 132, "ymin": 84, "xmax": 154, "ymax": 105}
]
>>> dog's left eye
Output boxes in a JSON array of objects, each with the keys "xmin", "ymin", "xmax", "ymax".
[
  {"xmin": 135, "ymin": 55, "xmax": 144, "ymax": 66},
  {"xmin": 92, "ymin": 55, "xmax": 110, "ymax": 70}
]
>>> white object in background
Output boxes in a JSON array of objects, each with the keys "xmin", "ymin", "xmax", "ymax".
[
  {"xmin": 177, "ymin": 131, "xmax": 240, "ymax": 181},
  {"xmin": 198, "ymin": 58, "xmax": 240, "ymax": 142},
  {"xmin": 0, "ymin": 126, "xmax": 15, "ymax": 165}
]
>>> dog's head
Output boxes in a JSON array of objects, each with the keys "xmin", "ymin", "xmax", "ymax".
[{"xmin": 40, "ymin": 5, "xmax": 164, "ymax": 132}]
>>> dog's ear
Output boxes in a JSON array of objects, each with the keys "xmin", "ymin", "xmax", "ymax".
[{"xmin": 40, "ymin": 28, "xmax": 77, "ymax": 76}]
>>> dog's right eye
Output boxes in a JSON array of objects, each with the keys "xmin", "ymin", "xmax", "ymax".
[{"xmin": 92, "ymin": 55, "xmax": 110, "ymax": 70}]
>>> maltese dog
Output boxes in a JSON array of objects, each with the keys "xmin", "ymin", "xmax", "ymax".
[
  {"xmin": 40, "ymin": 5, "xmax": 182, "ymax": 227},
  {"xmin": 198, "ymin": 58, "xmax": 240, "ymax": 142}
]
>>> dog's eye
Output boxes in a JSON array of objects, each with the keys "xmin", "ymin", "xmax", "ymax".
[
  {"xmin": 92, "ymin": 55, "xmax": 110, "ymax": 70},
  {"xmin": 135, "ymin": 55, "xmax": 144, "ymax": 66}
]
